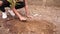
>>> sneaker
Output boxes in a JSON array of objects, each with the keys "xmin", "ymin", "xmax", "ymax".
[
  {"xmin": 8, "ymin": 10, "xmax": 15, "ymax": 17},
  {"xmin": 2, "ymin": 12, "xmax": 7, "ymax": 19}
]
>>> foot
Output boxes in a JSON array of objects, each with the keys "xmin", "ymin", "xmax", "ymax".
[
  {"xmin": 2, "ymin": 12, "xmax": 7, "ymax": 19},
  {"xmin": 8, "ymin": 10, "xmax": 15, "ymax": 17}
]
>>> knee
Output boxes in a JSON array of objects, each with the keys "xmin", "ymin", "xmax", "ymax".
[{"xmin": 0, "ymin": 1, "xmax": 3, "ymax": 6}]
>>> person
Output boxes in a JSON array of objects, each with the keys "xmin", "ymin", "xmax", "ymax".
[{"xmin": 0, "ymin": 0, "xmax": 26, "ymax": 21}]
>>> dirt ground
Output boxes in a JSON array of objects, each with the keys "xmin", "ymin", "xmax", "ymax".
[{"xmin": 0, "ymin": 0, "xmax": 60, "ymax": 34}]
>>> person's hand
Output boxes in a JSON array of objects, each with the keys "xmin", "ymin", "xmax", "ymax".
[{"xmin": 0, "ymin": 1, "xmax": 3, "ymax": 6}]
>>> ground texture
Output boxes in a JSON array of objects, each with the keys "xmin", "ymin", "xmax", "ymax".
[{"xmin": 0, "ymin": 0, "xmax": 60, "ymax": 34}]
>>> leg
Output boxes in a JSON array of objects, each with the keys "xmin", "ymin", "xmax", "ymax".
[
  {"xmin": 3, "ymin": 1, "xmax": 15, "ymax": 17},
  {"xmin": 0, "ymin": 1, "xmax": 15, "ymax": 19},
  {"xmin": 0, "ymin": 0, "xmax": 11, "ymax": 19},
  {"xmin": 0, "ymin": 6, "xmax": 7, "ymax": 19}
]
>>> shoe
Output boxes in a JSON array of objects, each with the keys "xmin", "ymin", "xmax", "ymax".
[
  {"xmin": 2, "ymin": 12, "xmax": 7, "ymax": 19},
  {"xmin": 8, "ymin": 10, "xmax": 15, "ymax": 17}
]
